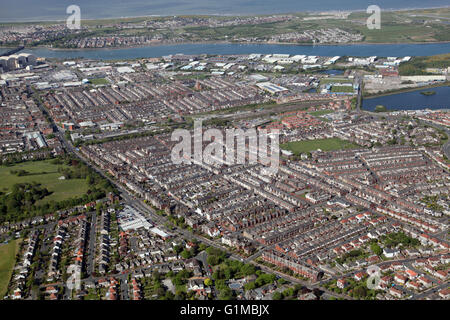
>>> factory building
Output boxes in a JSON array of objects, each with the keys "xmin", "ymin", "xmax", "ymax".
[{"xmin": 0, "ymin": 53, "xmax": 37, "ymax": 72}]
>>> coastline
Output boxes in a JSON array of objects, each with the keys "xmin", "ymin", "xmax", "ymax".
[{"xmin": 2, "ymin": 40, "xmax": 450, "ymax": 53}]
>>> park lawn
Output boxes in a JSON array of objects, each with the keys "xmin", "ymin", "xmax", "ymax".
[
  {"xmin": 36, "ymin": 179, "xmax": 89, "ymax": 204},
  {"xmin": 331, "ymin": 86, "xmax": 355, "ymax": 93},
  {"xmin": 0, "ymin": 160, "xmax": 89, "ymax": 204},
  {"xmin": 0, "ymin": 239, "xmax": 21, "ymax": 299},
  {"xmin": 319, "ymin": 78, "xmax": 353, "ymax": 85},
  {"xmin": 89, "ymin": 78, "xmax": 109, "ymax": 85},
  {"xmin": 309, "ymin": 110, "xmax": 334, "ymax": 116},
  {"xmin": 281, "ymin": 138, "xmax": 360, "ymax": 155}
]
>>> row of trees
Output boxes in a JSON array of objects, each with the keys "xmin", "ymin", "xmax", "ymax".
[
  {"xmin": 335, "ymin": 249, "xmax": 366, "ymax": 265},
  {"xmin": 399, "ymin": 54, "xmax": 450, "ymax": 76},
  {"xmin": 9, "ymin": 169, "xmax": 31, "ymax": 176},
  {"xmin": 243, "ymin": 272, "xmax": 277, "ymax": 291},
  {"xmin": 143, "ymin": 269, "xmax": 197, "ymax": 300},
  {"xmin": 272, "ymin": 284, "xmax": 307, "ymax": 300},
  {"xmin": 1, "ymin": 148, "xmax": 53, "ymax": 166},
  {"xmin": 382, "ymin": 232, "xmax": 420, "ymax": 248},
  {"xmin": 0, "ymin": 182, "xmax": 51, "ymax": 223},
  {"xmin": 211, "ymin": 259, "xmax": 256, "ymax": 281}
]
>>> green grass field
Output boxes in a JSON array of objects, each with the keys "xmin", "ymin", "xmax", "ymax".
[
  {"xmin": 349, "ymin": 10, "xmax": 450, "ymax": 42},
  {"xmin": 281, "ymin": 138, "xmax": 360, "ymax": 155},
  {"xmin": 309, "ymin": 110, "xmax": 335, "ymax": 116},
  {"xmin": 0, "ymin": 239, "xmax": 21, "ymax": 299},
  {"xmin": 89, "ymin": 78, "xmax": 109, "ymax": 85},
  {"xmin": 0, "ymin": 160, "xmax": 89, "ymax": 204},
  {"xmin": 319, "ymin": 78, "xmax": 353, "ymax": 85},
  {"xmin": 331, "ymin": 86, "xmax": 355, "ymax": 93}
]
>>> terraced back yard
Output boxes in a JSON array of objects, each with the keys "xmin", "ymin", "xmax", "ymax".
[
  {"xmin": 0, "ymin": 160, "xmax": 89, "ymax": 204},
  {"xmin": 0, "ymin": 239, "xmax": 21, "ymax": 299}
]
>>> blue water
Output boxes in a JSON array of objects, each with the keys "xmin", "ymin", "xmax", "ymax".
[
  {"xmin": 1, "ymin": 0, "xmax": 450, "ymax": 22},
  {"xmin": 363, "ymin": 86, "xmax": 450, "ymax": 111},
  {"xmin": 318, "ymin": 69, "xmax": 344, "ymax": 75},
  {"xmin": 17, "ymin": 42, "xmax": 450, "ymax": 60}
]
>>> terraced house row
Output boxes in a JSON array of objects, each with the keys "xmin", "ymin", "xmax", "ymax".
[
  {"xmin": 78, "ymin": 128, "xmax": 449, "ymax": 282},
  {"xmin": 43, "ymin": 77, "xmax": 265, "ymax": 128}
]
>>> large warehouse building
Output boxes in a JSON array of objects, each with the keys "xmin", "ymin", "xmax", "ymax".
[{"xmin": 0, "ymin": 52, "xmax": 37, "ymax": 72}]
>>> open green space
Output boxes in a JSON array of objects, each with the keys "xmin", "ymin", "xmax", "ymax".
[
  {"xmin": 0, "ymin": 157, "xmax": 116, "ymax": 224},
  {"xmin": 349, "ymin": 9, "xmax": 450, "ymax": 43},
  {"xmin": 359, "ymin": 23, "xmax": 447, "ymax": 43},
  {"xmin": 0, "ymin": 160, "xmax": 89, "ymax": 204},
  {"xmin": 399, "ymin": 53, "xmax": 450, "ymax": 76},
  {"xmin": 181, "ymin": 9, "xmax": 450, "ymax": 44},
  {"xmin": 331, "ymin": 86, "xmax": 355, "ymax": 93},
  {"xmin": 3, "ymin": 8, "xmax": 449, "ymax": 48},
  {"xmin": 281, "ymin": 138, "xmax": 360, "ymax": 155},
  {"xmin": 0, "ymin": 239, "xmax": 21, "ymax": 299},
  {"xmin": 319, "ymin": 78, "xmax": 353, "ymax": 85},
  {"xmin": 89, "ymin": 78, "xmax": 109, "ymax": 85},
  {"xmin": 308, "ymin": 110, "xmax": 335, "ymax": 116}
]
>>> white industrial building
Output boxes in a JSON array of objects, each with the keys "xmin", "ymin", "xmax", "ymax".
[
  {"xmin": 0, "ymin": 53, "xmax": 37, "ymax": 72},
  {"xmin": 256, "ymin": 82, "xmax": 289, "ymax": 94},
  {"xmin": 117, "ymin": 206, "xmax": 153, "ymax": 231}
]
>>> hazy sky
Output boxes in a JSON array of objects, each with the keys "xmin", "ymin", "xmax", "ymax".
[{"xmin": 1, "ymin": 0, "xmax": 449, "ymax": 22}]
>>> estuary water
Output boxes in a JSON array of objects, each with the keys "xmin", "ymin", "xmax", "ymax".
[
  {"xmin": 363, "ymin": 86, "xmax": 450, "ymax": 111},
  {"xmin": 12, "ymin": 42, "xmax": 450, "ymax": 60}
]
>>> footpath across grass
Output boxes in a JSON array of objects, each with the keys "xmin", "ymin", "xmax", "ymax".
[
  {"xmin": 0, "ymin": 239, "xmax": 21, "ymax": 299},
  {"xmin": 281, "ymin": 138, "xmax": 360, "ymax": 155}
]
